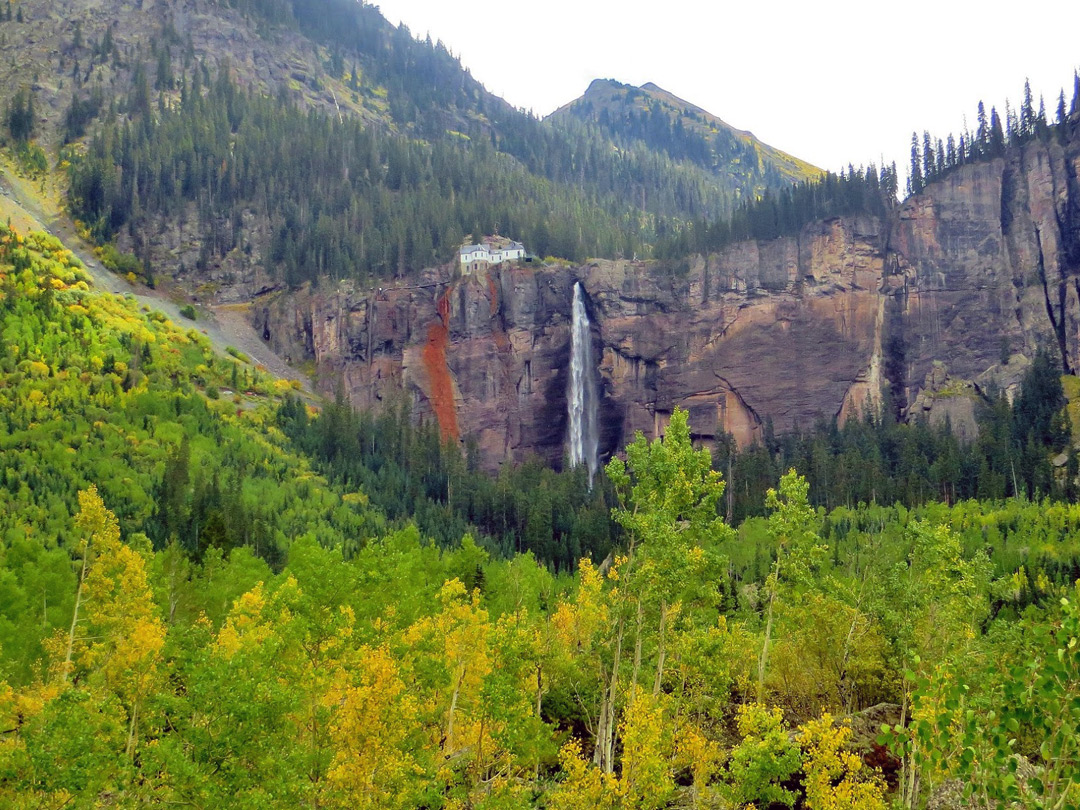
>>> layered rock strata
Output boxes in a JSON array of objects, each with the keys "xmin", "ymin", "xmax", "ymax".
[{"xmin": 253, "ymin": 125, "xmax": 1080, "ymax": 470}]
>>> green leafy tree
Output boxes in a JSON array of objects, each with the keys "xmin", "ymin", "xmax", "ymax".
[
  {"xmin": 889, "ymin": 586, "xmax": 1079, "ymax": 809},
  {"xmin": 598, "ymin": 407, "xmax": 731, "ymax": 771},
  {"xmin": 757, "ymin": 469, "xmax": 825, "ymax": 701},
  {"xmin": 723, "ymin": 703, "xmax": 801, "ymax": 808}
]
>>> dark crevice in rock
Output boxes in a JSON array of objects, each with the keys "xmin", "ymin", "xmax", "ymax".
[
  {"xmin": 882, "ymin": 288, "xmax": 908, "ymax": 421},
  {"xmin": 1035, "ymin": 225, "xmax": 1072, "ymax": 373}
]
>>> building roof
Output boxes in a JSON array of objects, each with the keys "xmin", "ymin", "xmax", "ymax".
[{"xmin": 460, "ymin": 239, "xmax": 526, "ymax": 260}]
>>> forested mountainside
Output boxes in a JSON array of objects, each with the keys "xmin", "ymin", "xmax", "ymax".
[
  {"xmin": 0, "ymin": 0, "xmax": 817, "ymax": 289},
  {"xmin": 549, "ymin": 79, "xmax": 821, "ymax": 197},
  {"xmin": 1, "ymin": 0, "xmax": 1080, "ymax": 803},
  {"xmin": 0, "ymin": 224, "xmax": 1077, "ymax": 807}
]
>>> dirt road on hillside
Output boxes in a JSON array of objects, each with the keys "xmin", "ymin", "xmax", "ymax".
[{"xmin": 0, "ymin": 167, "xmax": 312, "ymax": 394}]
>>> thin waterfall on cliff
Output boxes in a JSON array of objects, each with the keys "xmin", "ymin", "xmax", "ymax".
[{"xmin": 568, "ymin": 282, "xmax": 600, "ymax": 487}]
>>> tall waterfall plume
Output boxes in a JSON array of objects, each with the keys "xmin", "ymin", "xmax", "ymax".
[{"xmin": 568, "ymin": 282, "xmax": 600, "ymax": 487}]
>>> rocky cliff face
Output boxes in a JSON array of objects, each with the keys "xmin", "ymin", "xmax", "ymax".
[
  {"xmin": 888, "ymin": 129, "xmax": 1080, "ymax": 402},
  {"xmin": 253, "ymin": 124, "xmax": 1080, "ymax": 471}
]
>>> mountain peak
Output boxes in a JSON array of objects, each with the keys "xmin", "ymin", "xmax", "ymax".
[{"xmin": 549, "ymin": 79, "xmax": 821, "ymax": 190}]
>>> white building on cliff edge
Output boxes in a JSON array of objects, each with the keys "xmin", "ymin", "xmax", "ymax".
[{"xmin": 459, "ymin": 238, "xmax": 526, "ymax": 273}]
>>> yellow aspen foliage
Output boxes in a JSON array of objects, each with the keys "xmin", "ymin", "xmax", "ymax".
[
  {"xmin": 548, "ymin": 739, "xmax": 623, "ymax": 810},
  {"xmin": 323, "ymin": 644, "xmax": 419, "ymax": 809},
  {"xmin": 550, "ymin": 694, "xmax": 677, "ymax": 810},
  {"xmin": 798, "ymin": 714, "xmax": 886, "ymax": 810},
  {"xmin": 403, "ymin": 579, "xmax": 492, "ymax": 756},
  {"xmin": 76, "ymin": 487, "xmax": 166, "ymax": 753},
  {"xmin": 674, "ymin": 722, "xmax": 723, "ymax": 809},
  {"xmin": 618, "ymin": 693, "xmax": 676, "ymax": 809},
  {"xmin": 551, "ymin": 558, "xmax": 608, "ymax": 652},
  {"xmin": 213, "ymin": 582, "xmax": 271, "ymax": 658},
  {"xmin": 0, "ymin": 679, "xmax": 60, "ymax": 751}
]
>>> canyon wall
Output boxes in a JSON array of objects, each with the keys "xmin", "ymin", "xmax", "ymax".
[{"xmin": 253, "ymin": 124, "xmax": 1080, "ymax": 471}]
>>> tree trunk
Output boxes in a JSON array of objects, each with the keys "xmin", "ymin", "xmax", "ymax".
[
  {"xmin": 756, "ymin": 563, "xmax": 780, "ymax": 703},
  {"xmin": 126, "ymin": 700, "xmax": 139, "ymax": 759},
  {"xmin": 594, "ymin": 615, "xmax": 624, "ymax": 773},
  {"xmin": 445, "ymin": 666, "xmax": 466, "ymax": 753},
  {"xmin": 534, "ymin": 664, "xmax": 543, "ymax": 781},
  {"xmin": 63, "ymin": 551, "xmax": 91, "ymax": 681},
  {"xmin": 653, "ymin": 600, "xmax": 668, "ymax": 696},
  {"xmin": 630, "ymin": 598, "xmax": 643, "ymax": 702}
]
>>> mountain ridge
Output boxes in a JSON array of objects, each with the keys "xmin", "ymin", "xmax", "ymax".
[
  {"xmin": 548, "ymin": 77, "xmax": 822, "ymax": 197},
  {"xmin": 0, "ymin": 0, "xmax": 820, "ymax": 290}
]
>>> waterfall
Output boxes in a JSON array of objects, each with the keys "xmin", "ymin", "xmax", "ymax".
[{"xmin": 568, "ymin": 282, "xmax": 600, "ymax": 487}]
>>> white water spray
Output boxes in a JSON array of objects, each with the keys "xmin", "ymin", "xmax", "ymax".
[{"xmin": 568, "ymin": 282, "xmax": 600, "ymax": 487}]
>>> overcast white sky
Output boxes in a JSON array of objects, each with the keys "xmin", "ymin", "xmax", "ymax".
[{"xmin": 374, "ymin": 0, "xmax": 1080, "ymax": 176}]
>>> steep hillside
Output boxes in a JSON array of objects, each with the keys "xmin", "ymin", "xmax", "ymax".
[
  {"xmin": 549, "ymin": 79, "xmax": 821, "ymax": 199},
  {"xmin": 0, "ymin": 0, "xmax": 817, "ymax": 295},
  {"xmin": 0, "ymin": 225, "xmax": 381, "ymax": 552}
]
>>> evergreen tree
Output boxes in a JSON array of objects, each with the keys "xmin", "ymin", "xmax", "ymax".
[
  {"xmin": 908, "ymin": 132, "xmax": 923, "ymax": 196},
  {"xmin": 989, "ymin": 106, "xmax": 1005, "ymax": 155},
  {"xmin": 156, "ymin": 46, "xmax": 174, "ymax": 91},
  {"xmin": 1020, "ymin": 78, "xmax": 1035, "ymax": 137},
  {"xmin": 921, "ymin": 131, "xmax": 933, "ymax": 182},
  {"xmin": 976, "ymin": 101, "xmax": 989, "ymax": 151},
  {"xmin": 1012, "ymin": 348, "xmax": 1069, "ymax": 454},
  {"xmin": 5, "ymin": 86, "xmax": 34, "ymax": 142},
  {"xmin": 1037, "ymin": 95, "xmax": 1048, "ymax": 133}
]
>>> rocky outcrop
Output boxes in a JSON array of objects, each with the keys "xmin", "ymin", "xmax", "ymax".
[
  {"xmin": 908, "ymin": 363, "xmax": 981, "ymax": 442},
  {"xmin": 254, "ymin": 124, "xmax": 1080, "ymax": 472},
  {"xmin": 253, "ymin": 217, "xmax": 888, "ymax": 470}
]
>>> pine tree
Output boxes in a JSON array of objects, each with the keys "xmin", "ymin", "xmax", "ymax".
[
  {"xmin": 922, "ymin": 131, "xmax": 934, "ymax": 183},
  {"xmin": 976, "ymin": 101, "xmax": 989, "ymax": 151},
  {"xmin": 1020, "ymin": 78, "xmax": 1035, "ymax": 138},
  {"xmin": 989, "ymin": 107, "xmax": 1005, "ymax": 155},
  {"xmin": 5, "ymin": 86, "xmax": 34, "ymax": 142},
  {"xmin": 908, "ymin": 133, "xmax": 923, "ymax": 197},
  {"xmin": 156, "ymin": 46, "xmax": 174, "ymax": 90}
]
